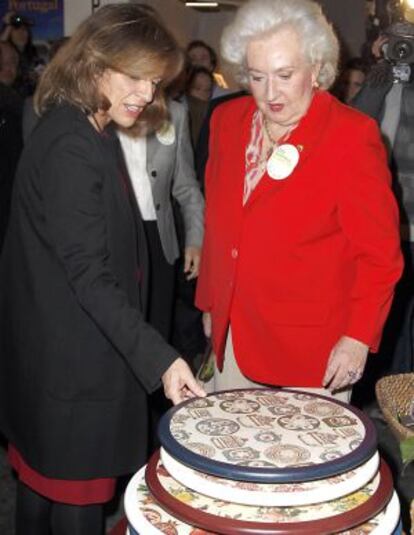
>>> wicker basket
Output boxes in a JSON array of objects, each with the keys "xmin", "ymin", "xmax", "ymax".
[
  {"xmin": 411, "ymin": 498, "xmax": 414, "ymax": 535},
  {"xmin": 375, "ymin": 373, "xmax": 414, "ymax": 443}
]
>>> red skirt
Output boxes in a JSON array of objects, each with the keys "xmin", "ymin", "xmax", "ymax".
[{"xmin": 8, "ymin": 445, "xmax": 116, "ymax": 505}]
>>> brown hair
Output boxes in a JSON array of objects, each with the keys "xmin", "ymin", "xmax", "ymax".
[{"xmin": 34, "ymin": 3, "xmax": 183, "ymax": 132}]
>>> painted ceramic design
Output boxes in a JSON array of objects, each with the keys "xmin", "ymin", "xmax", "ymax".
[
  {"xmin": 160, "ymin": 448, "xmax": 380, "ymax": 507},
  {"xmin": 145, "ymin": 453, "xmax": 394, "ymax": 534},
  {"xmin": 340, "ymin": 492, "xmax": 400, "ymax": 535},
  {"xmin": 153, "ymin": 457, "xmax": 379, "ymax": 523},
  {"xmin": 125, "ymin": 463, "xmax": 399, "ymax": 535},
  {"xmin": 158, "ymin": 388, "xmax": 377, "ymax": 483},
  {"xmin": 124, "ymin": 465, "xmax": 215, "ymax": 535}
]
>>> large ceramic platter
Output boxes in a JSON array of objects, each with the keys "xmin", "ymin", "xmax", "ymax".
[
  {"xmin": 160, "ymin": 447, "xmax": 380, "ymax": 506},
  {"xmin": 124, "ymin": 463, "xmax": 216, "ymax": 535},
  {"xmin": 158, "ymin": 388, "xmax": 377, "ymax": 483},
  {"xmin": 145, "ymin": 451, "xmax": 394, "ymax": 535},
  {"xmin": 340, "ymin": 493, "xmax": 400, "ymax": 535},
  {"xmin": 125, "ymin": 462, "xmax": 399, "ymax": 535}
]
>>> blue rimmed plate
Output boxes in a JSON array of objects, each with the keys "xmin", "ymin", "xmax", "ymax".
[{"xmin": 158, "ymin": 388, "xmax": 377, "ymax": 483}]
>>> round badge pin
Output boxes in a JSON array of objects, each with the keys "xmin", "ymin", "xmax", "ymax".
[
  {"xmin": 145, "ymin": 451, "xmax": 394, "ymax": 535},
  {"xmin": 158, "ymin": 388, "xmax": 378, "ymax": 483},
  {"xmin": 266, "ymin": 144, "xmax": 300, "ymax": 180},
  {"xmin": 155, "ymin": 122, "xmax": 175, "ymax": 146}
]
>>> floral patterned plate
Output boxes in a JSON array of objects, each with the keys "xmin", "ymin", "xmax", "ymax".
[
  {"xmin": 158, "ymin": 388, "xmax": 377, "ymax": 483},
  {"xmin": 124, "ymin": 464, "xmax": 214, "ymax": 535},
  {"xmin": 125, "ymin": 463, "xmax": 400, "ymax": 535},
  {"xmin": 160, "ymin": 447, "xmax": 380, "ymax": 506},
  {"xmin": 145, "ymin": 451, "xmax": 394, "ymax": 534}
]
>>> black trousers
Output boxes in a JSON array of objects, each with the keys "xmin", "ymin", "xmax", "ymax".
[
  {"xmin": 143, "ymin": 221, "xmax": 175, "ymax": 341},
  {"xmin": 15, "ymin": 481, "xmax": 103, "ymax": 535},
  {"xmin": 143, "ymin": 221, "xmax": 176, "ymax": 453}
]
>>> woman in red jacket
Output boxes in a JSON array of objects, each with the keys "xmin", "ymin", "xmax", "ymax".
[{"xmin": 196, "ymin": 0, "xmax": 403, "ymax": 401}]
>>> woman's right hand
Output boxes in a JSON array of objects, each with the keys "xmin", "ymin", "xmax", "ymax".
[
  {"xmin": 202, "ymin": 312, "xmax": 212, "ymax": 338},
  {"xmin": 162, "ymin": 357, "xmax": 206, "ymax": 405}
]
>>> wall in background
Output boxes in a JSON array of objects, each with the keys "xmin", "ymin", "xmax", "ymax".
[{"xmin": 319, "ymin": 0, "xmax": 366, "ymax": 59}]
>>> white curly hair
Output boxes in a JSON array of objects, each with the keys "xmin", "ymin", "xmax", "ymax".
[{"xmin": 221, "ymin": 0, "xmax": 339, "ymax": 90}]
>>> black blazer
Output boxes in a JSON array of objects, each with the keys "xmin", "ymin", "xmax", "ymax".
[{"xmin": 0, "ymin": 104, "xmax": 177, "ymax": 479}]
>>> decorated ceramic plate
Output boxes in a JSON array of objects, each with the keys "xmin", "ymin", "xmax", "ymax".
[
  {"xmin": 340, "ymin": 492, "xmax": 400, "ymax": 535},
  {"xmin": 145, "ymin": 451, "xmax": 394, "ymax": 535},
  {"xmin": 124, "ymin": 463, "xmax": 216, "ymax": 535},
  {"xmin": 158, "ymin": 388, "xmax": 377, "ymax": 483},
  {"xmin": 125, "ymin": 462, "xmax": 399, "ymax": 535},
  {"xmin": 160, "ymin": 447, "xmax": 380, "ymax": 506}
]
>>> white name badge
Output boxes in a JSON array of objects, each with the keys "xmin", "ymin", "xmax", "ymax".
[
  {"xmin": 267, "ymin": 144, "xmax": 300, "ymax": 180},
  {"xmin": 156, "ymin": 122, "xmax": 175, "ymax": 146}
]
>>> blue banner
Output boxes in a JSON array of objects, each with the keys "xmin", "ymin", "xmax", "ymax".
[{"xmin": 0, "ymin": 0, "xmax": 64, "ymax": 41}]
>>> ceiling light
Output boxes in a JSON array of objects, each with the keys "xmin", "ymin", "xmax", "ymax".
[{"xmin": 185, "ymin": 2, "xmax": 219, "ymax": 7}]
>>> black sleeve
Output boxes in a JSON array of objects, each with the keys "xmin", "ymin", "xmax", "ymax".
[{"xmin": 41, "ymin": 131, "xmax": 178, "ymax": 393}]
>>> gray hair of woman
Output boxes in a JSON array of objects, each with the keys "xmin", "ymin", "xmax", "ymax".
[{"xmin": 221, "ymin": 0, "xmax": 339, "ymax": 90}]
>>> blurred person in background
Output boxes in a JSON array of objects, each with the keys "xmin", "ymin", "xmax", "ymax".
[
  {"xmin": 186, "ymin": 66, "xmax": 214, "ymax": 103},
  {"xmin": 187, "ymin": 39, "xmax": 217, "ymax": 74},
  {"xmin": 186, "ymin": 39, "xmax": 230, "ymax": 98},
  {"xmin": 1, "ymin": 11, "xmax": 42, "ymax": 96},
  {"xmin": 185, "ymin": 66, "xmax": 214, "ymax": 146},
  {"xmin": 334, "ymin": 57, "xmax": 369, "ymax": 103}
]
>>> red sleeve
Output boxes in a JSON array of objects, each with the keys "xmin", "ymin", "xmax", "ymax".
[{"xmin": 338, "ymin": 118, "xmax": 403, "ymax": 351}]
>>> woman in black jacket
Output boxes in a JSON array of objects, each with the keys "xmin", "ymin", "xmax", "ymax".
[{"xmin": 0, "ymin": 5, "xmax": 204, "ymax": 534}]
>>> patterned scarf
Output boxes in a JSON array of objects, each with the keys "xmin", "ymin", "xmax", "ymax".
[{"xmin": 244, "ymin": 110, "xmax": 268, "ymax": 205}]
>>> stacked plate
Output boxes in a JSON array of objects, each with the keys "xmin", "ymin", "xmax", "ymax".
[{"xmin": 125, "ymin": 388, "xmax": 402, "ymax": 534}]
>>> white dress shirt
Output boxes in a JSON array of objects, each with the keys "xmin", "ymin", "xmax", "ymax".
[{"xmin": 118, "ymin": 131, "xmax": 157, "ymax": 221}]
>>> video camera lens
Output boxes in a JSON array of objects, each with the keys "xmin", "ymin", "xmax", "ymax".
[
  {"xmin": 391, "ymin": 39, "xmax": 414, "ymax": 59},
  {"xmin": 9, "ymin": 15, "xmax": 27, "ymax": 28}
]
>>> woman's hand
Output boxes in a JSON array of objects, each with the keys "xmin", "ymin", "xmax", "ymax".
[
  {"xmin": 162, "ymin": 357, "xmax": 206, "ymax": 405},
  {"xmin": 371, "ymin": 34, "xmax": 388, "ymax": 60},
  {"xmin": 202, "ymin": 312, "xmax": 212, "ymax": 338},
  {"xmin": 323, "ymin": 336, "xmax": 369, "ymax": 392},
  {"xmin": 184, "ymin": 246, "xmax": 201, "ymax": 280}
]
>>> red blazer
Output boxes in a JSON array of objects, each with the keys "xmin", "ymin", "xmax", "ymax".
[{"xmin": 196, "ymin": 91, "xmax": 403, "ymax": 387}]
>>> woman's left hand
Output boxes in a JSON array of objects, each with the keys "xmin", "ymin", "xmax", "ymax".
[
  {"xmin": 184, "ymin": 246, "xmax": 201, "ymax": 280},
  {"xmin": 323, "ymin": 336, "xmax": 369, "ymax": 392}
]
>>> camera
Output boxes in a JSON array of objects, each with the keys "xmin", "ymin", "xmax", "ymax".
[
  {"xmin": 384, "ymin": 22, "xmax": 414, "ymax": 63},
  {"xmin": 381, "ymin": 22, "xmax": 414, "ymax": 81},
  {"xmin": 8, "ymin": 14, "xmax": 32, "ymax": 29}
]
